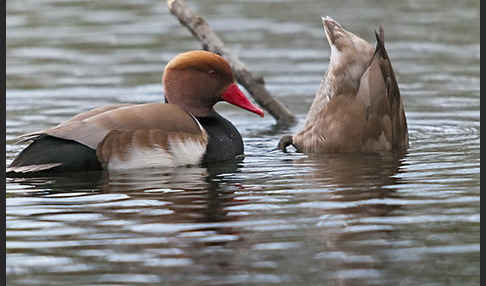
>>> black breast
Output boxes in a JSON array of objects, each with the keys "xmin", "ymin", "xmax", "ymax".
[{"xmin": 196, "ymin": 111, "xmax": 244, "ymax": 163}]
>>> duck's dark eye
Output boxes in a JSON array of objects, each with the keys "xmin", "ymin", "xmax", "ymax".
[{"xmin": 208, "ymin": 70, "xmax": 217, "ymax": 77}]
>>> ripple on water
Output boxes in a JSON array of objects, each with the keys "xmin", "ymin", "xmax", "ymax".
[{"xmin": 6, "ymin": 0, "xmax": 480, "ymax": 285}]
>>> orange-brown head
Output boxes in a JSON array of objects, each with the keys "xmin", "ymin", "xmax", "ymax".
[{"xmin": 162, "ymin": 50, "xmax": 264, "ymax": 117}]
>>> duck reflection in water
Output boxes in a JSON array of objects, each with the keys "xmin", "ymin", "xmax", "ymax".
[
  {"xmin": 7, "ymin": 159, "xmax": 250, "ymax": 271},
  {"xmin": 273, "ymin": 150, "xmax": 408, "ymax": 285},
  {"xmin": 8, "ymin": 160, "xmax": 247, "ymax": 225}
]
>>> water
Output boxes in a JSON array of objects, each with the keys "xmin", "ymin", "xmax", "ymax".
[{"xmin": 6, "ymin": 0, "xmax": 480, "ymax": 285}]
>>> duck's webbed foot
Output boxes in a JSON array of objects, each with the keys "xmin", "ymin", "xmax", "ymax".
[{"xmin": 278, "ymin": 135, "xmax": 294, "ymax": 153}]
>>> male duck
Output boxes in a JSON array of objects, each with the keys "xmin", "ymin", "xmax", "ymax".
[{"xmin": 8, "ymin": 50, "xmax": 264, "ymax": 176}]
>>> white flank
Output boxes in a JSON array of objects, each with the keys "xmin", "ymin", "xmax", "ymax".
[
  {"xmin": 107, "ymin": 147, "xmax": 175, "ymax": 171},
  {"xmin": 169, "ymin": 136, "xmax": 206, "ymax": 166},
  {"xmin": 108, "ymin": 115, "xmax": 207, "ymax": 170},
  {"xmin": 107, "ymin": 138, "xmax": 206, "ymax": 171}
]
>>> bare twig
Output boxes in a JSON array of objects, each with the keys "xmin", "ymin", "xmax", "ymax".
[{"xmin": 167, "ymin": 0, "xmax": 297, "ymax": 126}]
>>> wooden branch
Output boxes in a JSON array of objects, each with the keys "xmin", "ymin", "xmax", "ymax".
[{"xmin": 167, "ymin": 0, "xmax": 297, "ymax": 126}]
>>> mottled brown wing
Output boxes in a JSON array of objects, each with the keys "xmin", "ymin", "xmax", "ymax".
[
  {"xmin": 374, "ymin": 27, "xmax": 409, "ymax": 150},
  {"xmin": 356, "ymin": 26, "xmax": 408, "ymax": 151}
]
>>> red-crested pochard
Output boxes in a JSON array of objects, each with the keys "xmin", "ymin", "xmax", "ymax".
[
  {"xmin": 279, "ymin": 17, "xmax": 408, "ymax": 153},
  {"xmin": 7, "ymin": 50, "xmax": 264, "ymax": 176}
]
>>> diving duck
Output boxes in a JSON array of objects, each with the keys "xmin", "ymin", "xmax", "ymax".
[{"xmin": 279, "ymin": 17, "xmax": 408, "ymax": 153}]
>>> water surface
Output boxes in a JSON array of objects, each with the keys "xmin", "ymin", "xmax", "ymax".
[{"xmin": 6, "ymin": 0, "xmax": 480, "ymax": 285}]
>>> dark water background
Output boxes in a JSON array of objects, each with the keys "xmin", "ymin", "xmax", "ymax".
[{"xmin": 6, "ymin": 0, "xmax": 480, "ymax": 285}]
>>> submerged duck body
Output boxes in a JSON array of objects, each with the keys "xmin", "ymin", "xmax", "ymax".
[
  {"xmin": 7, "ymin": 51, "xmax": 264, "ymax": 177},
  {"xmin": 280, "ymin": 17, "xmax": 408, "ymax": 153}
]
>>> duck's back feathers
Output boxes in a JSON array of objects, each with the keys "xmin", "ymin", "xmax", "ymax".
[{"xmin": 36, "ymin": 103, "xmax": 202, "ymax": 149}]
